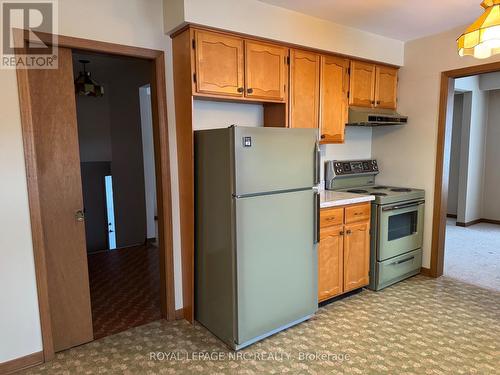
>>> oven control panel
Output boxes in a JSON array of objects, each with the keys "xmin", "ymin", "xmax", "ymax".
[{"xmin": 332, "ymin": 159, "xmax": 378, "ymax": 176}]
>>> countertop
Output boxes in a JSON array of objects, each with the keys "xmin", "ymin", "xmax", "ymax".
[{"xmin": 320, "ymin": 190, "xmax": 375, "ymax": 209}]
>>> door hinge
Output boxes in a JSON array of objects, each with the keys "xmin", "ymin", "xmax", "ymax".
[
  {"xmin": 347, "ymin": 67, "xmax": 351, "ymax": 75},
  {"xmin": 284, "ymin": 84, "xmax": 286, "ymax": 92},
  {"xmin": 192, "ymin": 39, "xmax": 195, "ymax": 49},
  {"xmin": 193, "ymin": 73, "xmax": 197, "ymax": 83},
  {"xmin": 347, "ymin": 91, "xmax": 350, "ymax": 99},
  {"xmin": 286, "ymin": 56, "xmax": 290, "ymax": 65}
]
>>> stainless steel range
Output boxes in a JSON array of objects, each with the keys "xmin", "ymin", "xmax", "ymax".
[{"xmin": 325, "ymin": 159, "xmax": 424, "ymax": 290}]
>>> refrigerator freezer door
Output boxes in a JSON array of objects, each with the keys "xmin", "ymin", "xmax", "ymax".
[
  {"xmin": 235, "ymin": 189, "xmax": 317, "ymax": 345},
  {"xmin": 233, "ymin": 127, "xmax": 318, "ymax": 196}
]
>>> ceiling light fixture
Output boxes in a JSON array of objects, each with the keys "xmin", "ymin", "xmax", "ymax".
[
  {"xmin": 74, "ymin": 59, "xmax": 104, "ymax": 97},
  {"xmin": 458, "ymin": 0, "xmax": 500, "ymax": 59}
]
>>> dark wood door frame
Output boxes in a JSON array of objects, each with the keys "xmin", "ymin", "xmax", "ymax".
[
  {"xmin": 431, "ymin": 60, "xmax": 500, "ymax": 277},
  {"xmin": 15, "ymin": 31, "xmax": 176, "ymax": 363}
]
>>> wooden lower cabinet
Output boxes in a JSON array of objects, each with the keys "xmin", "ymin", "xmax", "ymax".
[
  {"xmin": 318, "ymin": 203, "xmax": 370, "ymax": 302},
  {"xmin": 343, "ymin": 222, "xmax": 370, "ymax": 292},
  {"xmin": 318, "ymin": 226, "xmax": 344, "ymax": 301}
]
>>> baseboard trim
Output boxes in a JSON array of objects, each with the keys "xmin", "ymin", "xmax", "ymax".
[
  {"xmin": 175, "ymin": 308, "xmax": 184, "ymax": 320},
  {"xmin": 0, "ymin": 351, "xmax": 43, "ymax": 375},
  {"xmin": 446, "ymin": 213, "xmax": 457, "ymax": 218},
  {"xmin": 480, "ymin": 218, "xmax": 500, "ymax": 225},
  {"xmin": 420, "ymin": 267, "xmax": 432, "ymax": 276},
  {"xmin": 456, "ymin": 218, "xmax": 500, "ymax": 227}
]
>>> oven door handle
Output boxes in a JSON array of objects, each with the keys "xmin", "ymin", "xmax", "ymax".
[
  {"xmin": 390, "ymin": 256, "xmax": 415, "ymax": 266},
  {"xmin": 382, "ymin": 200, "xmax": 425, "ymax": 212}
]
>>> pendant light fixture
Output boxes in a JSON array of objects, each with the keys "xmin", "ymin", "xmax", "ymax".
[
  {"xmin": 458, "ymin": 0, "xmax": 500, "ymax": 59},
  {"xmin": 74, "ymin": 59, "xmax": 104, "ymax": 97}
]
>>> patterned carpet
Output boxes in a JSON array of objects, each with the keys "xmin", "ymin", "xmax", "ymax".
[
  {"xmin": 22, "ymin": 275, "xmax": 499, "ymax": 374},
  {"xmin": 87, "ymin": 243, "xmax": 161, "ymax": 339}
]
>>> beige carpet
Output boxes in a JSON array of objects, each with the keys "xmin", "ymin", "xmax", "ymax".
[
  {"xmin": 445, "ymin": 219, "xmax": 500, "ymax": 291},
  {"xmin": 21, "ymin": 276, "xmax": 499, "ymax": 374}
]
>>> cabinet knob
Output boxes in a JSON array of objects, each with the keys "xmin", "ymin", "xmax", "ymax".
[
  {"xmin": 321, "ymin": 134, "xmax": 325, "ymax": 139},
  {"xmin": 340, "ymin": 230, "xmax": 345, "ymax": 236},
  {"xmin": 247, "ymin": 88, "xmax": 253, "ymax": 94},
  {"xmin": 371, "ymin": 100, "xmax": 375, "ymax": 105},
  {"xmin": 376, "ymin": 100, "xmax": 381, "ymax": 105},
  {"xmin": 237, "ymin": 87, "xmax": 244, "ymax": 93},
  {"xmin": 346, "ymin": 229, "xmax": 352, "ymax": 235}
]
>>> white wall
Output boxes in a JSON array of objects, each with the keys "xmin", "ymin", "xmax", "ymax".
[
  {"xmin": 483, "ymin": 90, "xmax": 500, "ymax": 221},
  {"xmin": 140, "ymin": 85, "xmax": 158, "ymax": 240},
  {"xmin": 177, "ymin": 0, "xmax": 404, "ymax": 66},
  {"xmin": 0, "ymin": 0, "xmax": 182, "ymax": 363},
  {"xmin": 454, "ymin": 76, "xmax": 489, "ymax": 223},
  {"xmin": 320, "ymin": 128, "xmax": 372, "ymax": 183},
  {"xmin": 193, "ymin": 100, "xmax": 264, "ymax": 130},
  {"xmin": 447, "ymin": 94, "xmax": 463, "ymax": 216},
  {"xmin": 372, "ymin": 25, "xmax": 500, "ymax": 268}
]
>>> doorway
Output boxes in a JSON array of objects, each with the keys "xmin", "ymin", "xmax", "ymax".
[
  {"xmin": 431, "ymin": 62, "xmax": 500, "ymax": 285},
  {"xmin": 73, "ymin": 51, "xmax": 162, "ymax": 339},
  {"xmin": 441, "ymin": 75, "xmax": 500, "ymax": 291},
  {"xmin": 16, "ymin": 32, "xmax": 175, "ymax": 363}
]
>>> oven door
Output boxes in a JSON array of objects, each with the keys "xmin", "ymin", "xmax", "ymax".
[{"xmin": 377, "ymin": 200, "xmax": 424, "ymax": 261}]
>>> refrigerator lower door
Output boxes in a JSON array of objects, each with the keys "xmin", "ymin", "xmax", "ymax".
[
  {"xmin": 235, "ymin": 189, "xmax": 317, "ymax": 348},
  {"xmin": 233, "ymin": 126, "xmax": 318, "ymax": 196}
]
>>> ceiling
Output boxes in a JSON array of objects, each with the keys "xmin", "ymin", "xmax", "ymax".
[{"xmin": 258, "ymin": 0, "xmax": 482, "ymax": 41}]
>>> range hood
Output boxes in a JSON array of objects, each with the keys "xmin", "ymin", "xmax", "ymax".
[{"xmin": 347, "ymin": 107, "xmax": 408, "ymax": 126}]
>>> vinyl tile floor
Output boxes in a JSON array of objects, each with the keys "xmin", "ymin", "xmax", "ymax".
[
  {"xmin": 22, "ymin": 275, "xmax": 500, "ymax": 375},
  {"xmin": 87, "ymin": 243, "xmax": 162, "ymax": 339}
]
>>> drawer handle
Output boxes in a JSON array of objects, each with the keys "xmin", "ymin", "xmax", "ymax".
[
  {"xmin": 354, "ymin": 212, "xmax": 362, "ymax": 216},
  {"xmin": 390, "ymin": 256, "xmax": 415, "ymax": 266},
  {"xmin": 326, "ymin": 217, "xmax": 336, "ymax": 221}
]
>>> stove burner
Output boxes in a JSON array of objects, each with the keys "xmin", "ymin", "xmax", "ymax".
[
  {"xmin": 347, "ymin": 189, "xmax": 369, "ymax": 194},
  {"xmin": 391, "ymin": 188, "xmax": 412, "ymax": 192},
  {"xmin": 371, "ymin": 192, "xmax": 388, "ymax": 196},
  {"xmin": 373, "ymin": 186, "xmax": 388, "ymax": 189}
]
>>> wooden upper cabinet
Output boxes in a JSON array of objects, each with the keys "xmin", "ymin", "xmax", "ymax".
[
  {"xmin": 194, "ymin": 30, "xmax": 244, "ymax": 97},
  {"xmin": 289, "ymin": 49, "xmax": 320, "ymax": 128},
  {"xmin": 318, "ymin": 226, "xmax": 344, "ymax": 301},
  {"xmin": 343, "ymin": 221, "xmax": 370, "ymax": 292},
  {"xmin": 245, "ymin": 41, "xmax": 288, "ymax": 101},
  {"xmin": 320, "ymin": 55, "xmax": 349, "ymax": 143},
  {"xmin": 375, "ymin": 66, "xmax": 398, "ymax": 109},
  {"xmin": 349, "ymin": 60, "xmax": 376, "ymax": 107}
]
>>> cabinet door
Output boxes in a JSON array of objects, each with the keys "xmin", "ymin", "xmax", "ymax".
[
  {"xmin": 319, "ymin": 55, "xmax": 349, "ymax": 143},
  {"xmin": 289, "ymin": 49, "xmax": 320, "ymax": 128},
  {"xmin": 344, "ymin": 222, "xmax": 370, "ymax": 292},
  {"xmin": 375, "ymin": 66, "xmax": 398, "ymax": 109},
  {"xmin": 318, "ymin": 225, "xmax": 344, "ymax": 301},
  {"xmin": 245, "ymin": 41, "xmax": 288, "ymax": 101},
  {"xmin": 194, "ymin": 30, "xmax": 244, "ymax": 97},
  {"xmin": 349, "ymin": 60, "xmax": 375, "ymax": 108}
]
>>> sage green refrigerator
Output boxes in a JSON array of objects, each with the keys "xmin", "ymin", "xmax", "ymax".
[{"xmin": 195, "ymin": 126, "xmax": 319, "ymax": 350}]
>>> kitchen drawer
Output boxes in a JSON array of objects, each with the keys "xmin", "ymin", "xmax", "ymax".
[
  {"xmin": 345, "ymin": 203, "xmax": 370, "ymax": 224},
  {"xmin": 320, "ymin": 207, "xmax": 344, "ymax": 228},
  {"xmin": 375, "ymin": 248, "xmax": 422, "ymax": 290}
]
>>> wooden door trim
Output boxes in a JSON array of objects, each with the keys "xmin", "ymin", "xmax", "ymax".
[
  {"xmin": 431, "ymin": 60, "xmax": 500, "ymax": 278},
  {"xmin": 15, "ymin": 31, "xmax": 175, "ymax": 365}
]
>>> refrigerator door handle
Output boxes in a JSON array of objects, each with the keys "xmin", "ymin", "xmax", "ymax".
[
  {"xmin": 314, "ymin": 191, "xmax": 320, "ymax": 244},
  {"xmin": 314, "ymin": 142, "xmax": 320, "ymax": 186}
]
